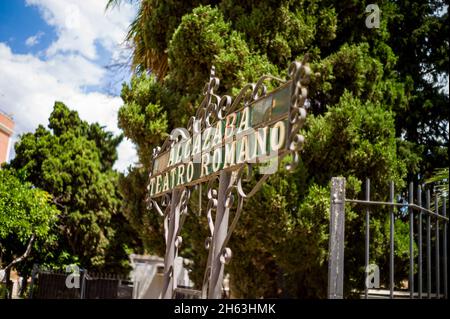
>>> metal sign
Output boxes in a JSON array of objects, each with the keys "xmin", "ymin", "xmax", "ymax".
[
  {"xmin": 149, "ymin": 82, "xmax": 293, "ymax": 197},
  {"xmin": 147, "ymin": 59, "xmax": 311, "ymax": 299}
]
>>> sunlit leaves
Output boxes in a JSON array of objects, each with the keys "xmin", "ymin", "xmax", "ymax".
[{"xmin": 0, "ymin": 169, "xmax": 58, "ymax": 246}]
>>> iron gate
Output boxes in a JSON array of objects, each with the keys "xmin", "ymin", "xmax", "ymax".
[
  {"xmin": 29, "ymin": 266, "xmax": 133, "ymax": 299},
  {"xmin": 328, "ymin": 177, "xmax": 448, "ymax": 299}
]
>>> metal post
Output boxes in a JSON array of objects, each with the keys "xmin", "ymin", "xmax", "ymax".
[
  {"xmin": 162, "ymin": 189, "xmax": 182, "ymax": 299},
  {"xmin": 80, "ymin": 269, "xmax": 87, "ymax": 299},
  {"xmin": 418, "ymin": 185, "xmax": 422, "ymax": 298},
  {"xmin": 409, "ymin": 182, "xmax": 414, "ymax": 298},
  {"xmin": 390, "ymin": 181, "xmax": 395, "ymax": 299},
  {"xmin": 435, "ymin": 196, "xmax": 440, "ymax": 298},
  {"xmin": 328, "ymin": 177, "xmax": 346, "ymax": 299},
  {"xmin": 208, "ymin": 170, "xmax": 233, "ymax": 299},
  {"xmin": 198, "ymin": 183, "xmax": 202, "ymax": 216},
  {"xmin": 443, "ymin": 197, "xmax": 447, "ymax": 299},
  {"xmin": 365, "ymin": 178, "xmax": 370, "ymax": 299},
  {"xmin": 426, "ymin": 190, "xmax": 431, "ymax": 299},
  {"xmin": 28, "ymin": 264, "xmax": 39, "ymax": 299}
]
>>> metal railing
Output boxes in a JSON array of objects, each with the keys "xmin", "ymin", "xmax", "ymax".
[
  {"xmin": 328, "ymin": 177, "xmax": 448, "ymax": 299},
  {"xmin": 174, "ymin": 287, "xmax": 202, "ymax": 299},
  {"xmin": 29, "ymin": 266, "xmax": 132, "ymax": 299}
]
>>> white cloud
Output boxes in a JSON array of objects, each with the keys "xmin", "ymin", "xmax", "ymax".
[
  {"xmin": 26, "ymin": 0, "xmax": 135, "ymax": 60},
  {"xmin": 0, "ymin": 0, "xmax": 138, "ymax": 172},
  {"xmin": 25, "ymin": 31, "xmax": 44, "ymax": 47}
]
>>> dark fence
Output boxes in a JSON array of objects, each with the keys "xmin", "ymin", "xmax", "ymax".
[
  {"xmin": 174, "ymin": 287, "xmax": 202, "ymax": 299},
  {"xmin": 328, "ymin": 177, "xmax": 448, "ymax": 299},
  {"xmin": 30, "ymin": 266, "xmax": 133, "ymax": 299}
]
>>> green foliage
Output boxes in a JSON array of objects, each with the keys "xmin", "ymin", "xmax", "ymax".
[
  {"xmin": 9, "ymin": 102, "xmax": 139, "ymax": 275},
  {"xmin": 387, "ymin": 0, "xmax": 449, "ymax": 157},
  {"xmin": 426, "ymin": 167, "xmax": 449, "ymax": 195},
  {"xmin": 425, "ymin": 167, "xmax": 449, "ymax": 211},
  {"xmin": 111, "ymin": 0, "xmax": 448, "ymax": 297},
  {"xmin": 119, "ymin": 166, "xmax": 165, "ymax": 257},
  {"xmin": 304, "ymin": 92, "xmax": 406, "ymax": 187},
  {"xmin": 220, "ymin": 0, "xmax": 337, "ymax": 65},
  {"xmin": 169, "ymin": 6, "xmax": 278, "ymax": 96},
  {"xmin": 119, "ymin": 74, "xmax": 169, "ymax": 166},
  {"xmin": 0, "ymin": 169, "xmax": 58, "ymax": 267}
]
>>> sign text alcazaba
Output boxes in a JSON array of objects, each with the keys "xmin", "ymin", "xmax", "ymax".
[{"xmin": 148, "ymin": 62, "xmax": 310, "ymax": 198}]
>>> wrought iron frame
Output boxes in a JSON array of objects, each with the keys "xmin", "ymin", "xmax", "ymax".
[
  {"xmin": 147, "ymin": 59, "xmax": 311, "ymax": 299},
  {"xmin": 329, "ymin": 177, "xmax": 448, "ymax": 299}
]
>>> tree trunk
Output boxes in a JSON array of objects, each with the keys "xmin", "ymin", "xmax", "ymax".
[
  {"xmin": 3, "ymin": 234, "xmax": 36, "ymax": 272},
  {"xmin": 2, "ymin": 234, "xmax": 36, "ymax": 299},
  {"xmin": 4, "ymin": 268, "xmax": 11, "ymax": 299}
]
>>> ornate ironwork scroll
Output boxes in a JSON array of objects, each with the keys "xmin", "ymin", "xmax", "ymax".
[{"xmin": 147, "ymin": 59, "xmax": 311, "ymax": 299}]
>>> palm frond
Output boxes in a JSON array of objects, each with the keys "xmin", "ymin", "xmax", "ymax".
[
  {"xmin": 124, "ymin": 0, "xmax": 168, "ymax": 78},
  {"xmin": 105, "ymin": 0, "xmax": 139, "ymax": 11},
  {"xmin": 425, "ymin": 167, "xmax": 448, "ymax": 211}
]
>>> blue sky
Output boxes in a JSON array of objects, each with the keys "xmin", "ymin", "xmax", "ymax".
[
  {"xmin": 0, "ymin": 1, "xmax": 114, "ymax": 94},
  {"xmin": 0, "ymin": 0, "xmax": 137, "ymax": 171},
  {"xmin": 0, "ymin": 1, "xmax": 56, "ymax": 55}
]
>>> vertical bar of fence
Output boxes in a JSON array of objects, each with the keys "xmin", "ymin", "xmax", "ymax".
[
  {"xmin": 408, "ymin": 182, "xmax": 414, "ymax": 298},
  {"xmin": 418, "ymin": 186, "xmax": 423, "ymax": 298},
  {"xmin": 443, "ymin": 198, "xmax": 447, "ymax": 299},
  {"xmin": 435, "ymin": 196, "xmax": 440, "ymax": 298},
  {"xmin": 208, "ymin": 170, "xmax": 233, "ymax": 299},
  {"xmin": 28, "ymin": 264, "xmax": 38, "ymax": 299},
  {"xmin": 390, "ymin": 181, "xmax": 395, "ymax": 299},
  {"xmin": 426, "ymin": 190, "xmax": 431, "ymax": 299},
  {"xmin": 80, "ymin": 269, "xmax": 87, "ymax": 299},
  {"xmin": 162, "ymin": 189, "xmax": 181, "ymax": 299},
  {"xmin": 328, "ymin": 177, "xmax": 346, "ymax": 299},
  {"xmin": 198, "ymin": 183, "xmax": 202, "ymax": 216},
  {"xmin": 365, "ymin": 178, "xmax": 370, "ymax": 299}
]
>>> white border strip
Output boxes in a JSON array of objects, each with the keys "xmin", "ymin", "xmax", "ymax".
[{"xmin": 0, "ymin": 122, "xmax": 14, "ymax": 135}]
